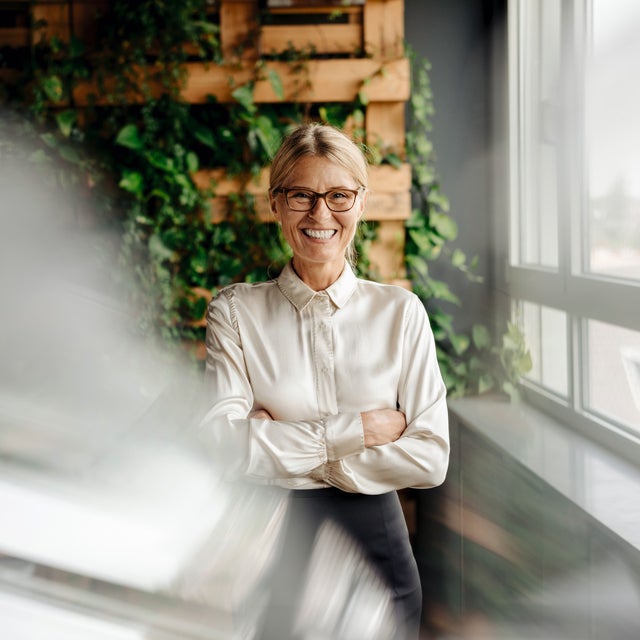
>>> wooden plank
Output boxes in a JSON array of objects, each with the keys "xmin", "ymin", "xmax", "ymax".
[
  {"xmin": 31, "ymin": 2, "xmax": 70, "ymax": 44},
  {"xmin": 260, "ymin": 23, "xmax": 362, "ymax": 55},
  {"xmin": 369, "ymin": 162, "xmax": 411, "ymax": 191},
  {"xmin": 220, "ymin": 0, "xmax": 259, "ymax": 60},
  {"xmin": 363, "ymin": 0, "xmax": 404, "ymax": 59},
  {"xmin": 74, "ymin": 57, "xmax": 409, "ymax": 105},
  {"xmin": 0, "ymin": 69, "xmax": 21, "ymax": 83},
  {"xmin": 268, "ymin": 1, "xmax": 363, "ymax": 8},
  {"xmin": 366, "ymin": 101, "xmax": 406, "ymax": 152},
  {"xmin": 0, "ymin": 27, "xmax": 29, "ymax": 48},
  {"xmin": 365, "ymin": 191, "xmax": 411, "ymax": 220},
  {"xmin": 69, "ymin": 0, "xmax": 109, "ymax": 49},
  {"xmin": 368, "ymin": 219, "xmax": 406, "ymax": 280},
  {"xmin": 184, "ymin": 57, "xmax": 409, "ymax": 103}
]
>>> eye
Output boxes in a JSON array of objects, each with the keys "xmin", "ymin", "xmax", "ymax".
[
  {"xmin": 327, "ymin": 190, "xmax": 349, "ymax": 201},
  {"xmin": 289, "ymin": 190, "xmax": 315, "ymax": 201}
]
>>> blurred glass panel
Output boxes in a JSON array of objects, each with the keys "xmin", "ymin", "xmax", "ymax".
[
  {"xmin": 586, "ymin": 319, "xmax": 640, "ymax": 431},
  {"xmin": 515, "ymin": 0, "xmax": 561, "ymax": 268},
  {"xmin": 586, "ymin": 0, "xmax": 640, "ymax": 281},
  {"xmin": 521, "ymin": 301, "xmax": 568, "ymax": 397}
]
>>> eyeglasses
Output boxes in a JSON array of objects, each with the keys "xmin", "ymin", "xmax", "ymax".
[{"xmin": 273, "ymin": 187, "xmax": 363, "ymax": 213}]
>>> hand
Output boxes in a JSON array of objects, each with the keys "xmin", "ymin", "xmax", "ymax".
[
  {"xmin": 249, "ymin": 409, "xmax": 273, "ymax": 420},
  {"xmin": 361, "ymin": 409, "xmax": 407, "ymax": 447}
]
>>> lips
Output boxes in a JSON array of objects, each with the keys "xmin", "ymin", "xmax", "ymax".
[{"xmin": 302, "ymin": 229, "xmax": 337, "ymax": 239}]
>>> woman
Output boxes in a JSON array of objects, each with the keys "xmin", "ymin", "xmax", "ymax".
[{"xmin": 199, "ymin": 123, "xmax": 449, "ymax": 639}]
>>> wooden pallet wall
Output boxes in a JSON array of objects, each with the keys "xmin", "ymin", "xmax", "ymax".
[{"xmin": 0, "ymin": 0, "xmax": 410, "ymax": 284}]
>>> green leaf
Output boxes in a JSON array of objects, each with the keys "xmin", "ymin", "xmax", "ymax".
[
  {"xmin": 145, "ymin": 150, "xmax": 174, "ymax": 172},
  {"xmin": 186, "ymin": 151, "xmax": 199, "ymax": 173},
  {"xmin": 520, "ymin": 350, "xmax": 533, "ymax": 374},
  {"xmin": 192, "ymin": 122, "xmax": 217, "ymax": 149},
  {"xmin": 254, "ymin": 115, "xmax": 281, "ymax": 158},
  {"xmin": 430, "ymin": 211, "xmax": 458, "ymax": 240},
  {"xmin": 385, "ymin": 153, "xmax": 403, "ymax": 169},
  {"xmin": 149, "ymin": 233, "xmax": 177, "ymax": 262},
  {"xmin": 231, "ymin": 84, "xmax": 255, "ymax": 112},
  {"xmin": 429, "ymin": 279, "xmax": 460, "ymax": 305},
  {"xmin": 148, "ymin": 188, "xmax": 170, "ymax": 203},
  {"xmin": 40, "ymin": 133, "xmax": 58, "ymax": 149},
  {"xmin": 119, "ymin": 170, "xmax": 144, "ymax": 195},
  {"xmin": 42, "ymin": 75, "xmax": 64, "ymax": 102},
  {"xmin": 451, "ymin": 248, "xmax": 466, "ymax": 268},
  {"xmin": 472, "ymin": 324, "xmax": 491, "ymax": 350},
  {"xmin": 450, "ymin": 333, "xmax": 470, "ymax": 356},
  {"xmin": 189, "ymin": 246, "xmax": 208, "ymax": 274},
  {"xmin": 58, "ymin": 145, "xmax": 81, "ymax": 164},
  {"xmin": 116, "ymin": 124, "xmax": 144, "ymax": 151},
  {"xmin": 357, "ymin": 90, "xmax": 370, "ymax": 106},
  {"xmin": 478, "ymin": 374, "xmax": 495, "ymax": 395},
  {"xmin": 55, "ymin": 110, "xmax": 76, "ymax": 138},
  {"xmin": 267, "ymin": 69, "xmax": 284, "ymax": 100}
]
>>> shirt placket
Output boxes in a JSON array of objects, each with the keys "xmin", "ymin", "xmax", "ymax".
[{"xmin": 312, "ymin": 292, "xmax": 337, "ymax": 417}]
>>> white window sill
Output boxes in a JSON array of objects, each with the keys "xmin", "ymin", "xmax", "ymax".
[{"xmin": 448, "ymin": 395, "xmax": 640, "ymax": 553}]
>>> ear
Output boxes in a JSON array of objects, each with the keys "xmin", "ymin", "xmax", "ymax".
[{"xmin": 269, "ymin": 191, "xmax": 280, "ymax": 221}]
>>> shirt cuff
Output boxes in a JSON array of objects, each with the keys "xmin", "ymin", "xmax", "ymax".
[{"xmin": 324, "ymin": 413, "xmax": 365, "ymax": 461}]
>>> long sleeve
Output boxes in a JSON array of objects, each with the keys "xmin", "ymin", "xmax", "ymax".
[
  {"xmin": 321, "ymin": 295, "xmax": 449, "ymax": 494},
  {"xmin": 196, "ymin": 289, "xmax": 365, "ymax": 483}
]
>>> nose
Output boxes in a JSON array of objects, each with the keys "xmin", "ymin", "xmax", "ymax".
[{"xmin": 308, "ymin": 195, "xmax": 332, "ymax": 219}]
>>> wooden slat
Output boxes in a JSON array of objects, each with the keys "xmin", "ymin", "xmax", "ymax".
[
  {"xmin": 69, "ymin": 0, "xmax": 109, "ymax": 49},
  {"xmin": 220, "ymin": 0, "xmax": 259, "ymax": 60},
  {"xmin": 185, "ymin": 57, "xmax": 409, "ymax": 103},
  {"xmin": 260, "ymin": 23, "xmax": 362, "ymax": 55},
  {"xmin": 368, "ymin": 219, "xmax": 406, "ymax": 280},
  {"xmin": 73, "ymin": 57, "xmax": 410, "ymax": 105},
  {"xmin": 369, "ymin": 162, "xmax": 411, "ymax": 191},
  {"xmin": 0, "ymin": 27, "xmax": 29, "ymax": 47},
  {"xmin": 31, "ymin": 2, "xmax": 70, "ymax": 44},
  {"xmin": 0, "ymin": 68, "xmax": 20, "ymax": 83},
  {"xmin": 366, "ymin": 101, "xmax": 406, "ymax": 152},
  {"xmin": 266, "ymin": 4, "xmax": 363, "ymax": 15},
  {"xmin": 363, "ymin": 0, "xmax": 404, "ymax": 59}
]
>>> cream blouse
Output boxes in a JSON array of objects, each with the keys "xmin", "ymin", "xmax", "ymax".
[{"xmin": 199, "ymin": 262, "xmax": 449, "ymax": 495}]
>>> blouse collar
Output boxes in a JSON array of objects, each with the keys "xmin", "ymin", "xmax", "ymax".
[{"xmin": 276, "ymin": 261, "xmax": 358, "ymax": 312}]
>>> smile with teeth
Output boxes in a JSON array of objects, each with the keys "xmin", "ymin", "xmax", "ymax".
[{"xmin": 303, "ymin": 228, "xmax": 337, "ymax": 239}]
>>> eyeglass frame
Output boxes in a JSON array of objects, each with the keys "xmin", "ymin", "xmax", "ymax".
[{"xmin": 271, "ymin": 186, "xmax": 365, "ymax": 213}]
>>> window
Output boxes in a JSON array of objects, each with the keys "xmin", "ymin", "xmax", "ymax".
[{"xmin": 508, "ymin": 0, "xmax": 640, "ymax": 455}]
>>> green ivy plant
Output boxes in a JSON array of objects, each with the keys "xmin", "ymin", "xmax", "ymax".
[
  {"xmin": 405, "ymin": 48, "xmax": 531, "ymax": 398},
  {"xmin": 1, "ymin": 1, "xmax": 530, "ymax": 398}
]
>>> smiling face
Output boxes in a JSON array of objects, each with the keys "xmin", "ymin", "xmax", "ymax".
[{"xmin": 270, "ymin": 155, "xmax": 366, "ymax": 288}]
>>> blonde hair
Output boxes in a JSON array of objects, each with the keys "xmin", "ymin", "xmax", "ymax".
[{"xmin": 269, "ymin": 123, "xmax": 369, "ymax": 266}]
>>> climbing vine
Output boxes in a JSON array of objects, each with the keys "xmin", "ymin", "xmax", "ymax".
[{"xmin": 0, "ymin": 1, "xmax": 529, "ymax": 395}]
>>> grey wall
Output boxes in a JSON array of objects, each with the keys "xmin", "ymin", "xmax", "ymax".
[{"xmin": 404, "ymin": 0, "xmax": 508, "ymax": 333}]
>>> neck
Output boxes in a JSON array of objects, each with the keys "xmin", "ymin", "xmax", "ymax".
[{"xmin": 292, "ymin": 257, "xmax": 345, "ymax": 291}]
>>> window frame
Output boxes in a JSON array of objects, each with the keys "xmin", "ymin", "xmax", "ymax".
[{"xmin": 507, "ymin": 0, "xmax": 640, "ymax": 463}]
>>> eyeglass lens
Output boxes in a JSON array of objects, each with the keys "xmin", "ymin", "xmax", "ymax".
[{"xmin": 285, "ymin": 189, "xmax": 357, "ymax": 212}]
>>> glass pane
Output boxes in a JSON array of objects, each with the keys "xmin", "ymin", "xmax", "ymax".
[
  {"xmin": 521, "ymin": 301, "xmax": 568, "ymax": 397},
  {"xmin": 586, "ymin": 0, "xmax": 640, "ymax": 281},
  {"xmin": 586, "ymin": 320, "xmax": 640, "ymax": 432},
  {"xmin": 516, "ymin": 0, "xmax": 561, "ymax": 268}
]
